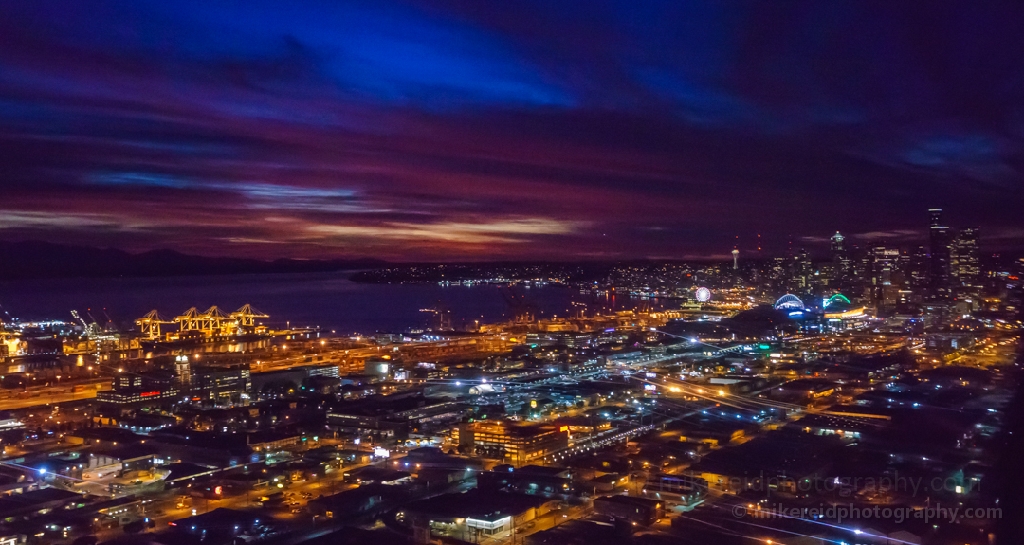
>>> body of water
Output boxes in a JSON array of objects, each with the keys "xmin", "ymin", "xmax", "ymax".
[{"xmin": 0, "ymin": 272, "xmax": 664, "ymax": 334}]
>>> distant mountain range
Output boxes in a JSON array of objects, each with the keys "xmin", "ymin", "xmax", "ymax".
[{"xmin": 0, "ymin": 241, "xmax": 386, "ymax": 280}]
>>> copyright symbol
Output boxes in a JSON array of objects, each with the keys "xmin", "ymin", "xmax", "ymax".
[{"xmin": 732, "ymin": 505, "xmax": 747, "ymax": 518}]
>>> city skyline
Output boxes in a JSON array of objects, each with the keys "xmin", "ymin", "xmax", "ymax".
[
  {"xmin": 0, "ymin": 206, "xmax": 1001, "ymax": 271},
  {"xmin": 1, "ymin": 2, "xmax": 1023, "ymax": 260},
  {"xmin": 0, "ymin": 5, "xmax": 1021, "ymax": 544}
]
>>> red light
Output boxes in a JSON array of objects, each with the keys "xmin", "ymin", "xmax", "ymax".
[{"xmin": 214, "ymin": 486, "xmax": 223, "ymax": 495}]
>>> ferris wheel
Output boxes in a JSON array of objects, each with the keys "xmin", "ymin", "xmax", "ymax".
[{"xmin": 694, "ymin": 287, "xmax": 711, "ymax": 302}]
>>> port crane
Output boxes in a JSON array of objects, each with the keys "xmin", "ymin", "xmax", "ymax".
[
  {"xmin": 146, "ymin": 304, "xmax": 269, "ymax": 337},
  {"xmin": 70, "ymin": 310, "xmax": 101, "ymax": 337},
  {"xmin": 175, "ymin": 307, "xmax": 202, "ymax": 332},
  {"xmin": 198, "ymin": 306, "xmax": 230, "ymax": 332},
  {"xmin": 136, "ymin": 310, "xmax": 173, "ymax": 340},
  {"xmin": 231, "ymin": 304, "xmax": 268, "ymax": 330}
]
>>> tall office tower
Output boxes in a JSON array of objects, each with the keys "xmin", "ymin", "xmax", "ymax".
[
  {"xmin": 789, "ymin": 248, "xmax": 813, "ymax": 294},
  {"xmin": 895, "ymin": 250, "xmax": 911, "ymax": 277},
  {"xmin": 769, "ymin": 257, "xmax": 787, "ymax": 292},
  {"xmin": 830, "ymin": 232, "xmax": 850, "ymax": 287},
  {"xmin": 928, "ymin": 208, "xmax": 953, "ymax": 300},
  {"xmin": 952, "ymin": 227, "xmax": 980, "ymax": 291},
  {"xmin": 849, "ymin": 244, "xmax": 869, "ymax": 295},
  {"xmin": 909, "ymin": 246, "xmax": 929, "ymax": 293},
  {"xmin": 869, "ymin": 246, "xmax": 899, "ymax": 307}
]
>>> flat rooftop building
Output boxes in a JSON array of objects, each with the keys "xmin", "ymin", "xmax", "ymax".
[{"xmin": 455, "ymin": 421, "xmax": 569, "ymax": 466}]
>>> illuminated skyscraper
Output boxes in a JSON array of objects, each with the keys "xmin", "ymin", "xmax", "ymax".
[
  {"xmin": 788, "ymin": 248, "xmax": 813, "ymax": 294},
  {"xmin": 869, "ymin": 246, "xmax": 899, "ymax": 308},
  {"xmin": 830, "ymin": 231, "xmax": 846, "ymax": 254},
  {"xmin": 830, "ymin": 231, "xmax": 850, "ymax": 287},
  {"xmin": 952, "ymin": 227, "xmax": 980, "ymax": 292},
  {"xmin": 928, "ymin": 208, "xmax": 953, "ymax": 300},
  {"xmin": 909, "ymin": 245, "xmax": 929, "ymax": 292}
]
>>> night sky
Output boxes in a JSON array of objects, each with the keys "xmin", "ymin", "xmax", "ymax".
[{"xmin": 1, "ymin": 1, "xmax": 1022, "ymax": 261}]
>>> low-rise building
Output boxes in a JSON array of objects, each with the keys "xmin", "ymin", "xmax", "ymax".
[
  {"xmin": 455, "ymin": 422, "xmax": 568, "ymax": 466},
  {"xmin": 396, "ymin": 489, "xmax": 558, "ymax": 542},
  {"xmin": 593, "ymin": 495, "xmax": 664, "ymax": 526}
]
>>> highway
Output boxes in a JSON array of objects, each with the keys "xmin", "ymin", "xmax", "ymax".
[
  {"xmin": 0, "ymin": 379, "xmax": 109, "ymax": 410},
  {"xmin": 254, "ymin": 334, "xmax": 514, "ymax": 374},
  {"xmin": 540, "ymin": 422, "xmax": 656, "ymax": 464}
]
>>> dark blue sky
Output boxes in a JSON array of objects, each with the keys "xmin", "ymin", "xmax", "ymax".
[{"xmin": 0, "ymin": 1, "xmax": 1022, "ymax": 260}]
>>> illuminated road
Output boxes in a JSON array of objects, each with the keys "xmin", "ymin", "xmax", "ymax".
[
  {"xmin": 0, "ymin": 379, "xmax": 109, "ymax": 410},
  {"xmin": 90, "ymin": 467, "xmax": 363, "ymax": 542},
  {"xmin": 541, "ymin": 422, "xmax": 657, "ymax": 464},
  {"xmin": 254, "ymin": 334, "xmax": 514, "ymax": 374}
]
